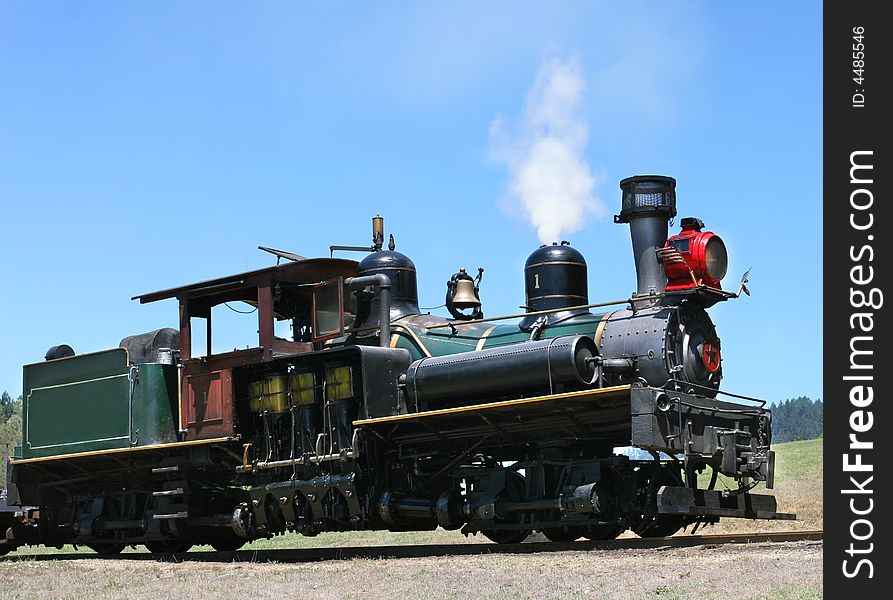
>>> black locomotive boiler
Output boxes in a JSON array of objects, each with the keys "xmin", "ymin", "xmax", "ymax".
[{"xmin": 1, "ymin": 175, "xmax": 792, "ymax": 555}]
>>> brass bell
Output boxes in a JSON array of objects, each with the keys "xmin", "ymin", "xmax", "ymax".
[
  {"xmin": 446, "ymin": 267, "xmax": 484, "ymax": 320},
  {"xmin": 452, "ymin": 277, "xmax": 481, "ymax": 309}
]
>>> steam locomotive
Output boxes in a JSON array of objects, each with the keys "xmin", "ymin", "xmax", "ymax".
[{"xmin": 1, "ymin": 175, "xmax": 792, "ymax": 556}]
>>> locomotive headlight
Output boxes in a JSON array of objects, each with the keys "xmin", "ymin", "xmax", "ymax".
[
  {"xmin": 662, "ymin": 217, "xmax": 728, "ymax": 290},
  {"xmin": 703, "ymin": 236, "xmax": 728, "ymax": 283}
]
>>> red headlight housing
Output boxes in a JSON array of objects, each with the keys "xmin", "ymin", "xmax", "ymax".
[{"xmin": 660, "ymin": 217, "xmax": 728, "ymax": 291}]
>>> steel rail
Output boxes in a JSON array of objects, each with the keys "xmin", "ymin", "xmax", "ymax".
[{"xmin": 1, "ymin": 530, "xmax": 823, "ymax": 563}]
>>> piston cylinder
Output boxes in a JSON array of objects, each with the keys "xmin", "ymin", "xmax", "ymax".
[
  {"xmin": 249, "ymin": 375, "xmax": 289, "ymax": 413},
  {"xmin": 290, "ymin": 370, "xmax": 320, "ymax": 455}
]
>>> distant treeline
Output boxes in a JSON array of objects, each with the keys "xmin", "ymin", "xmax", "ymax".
[
  {"xmin": 771, "ymin": 396, "xmax": 823, "ymax": 443},
  {"xmin": 1, "ymin": 391, "xmax": 23, "ymax": 482}
]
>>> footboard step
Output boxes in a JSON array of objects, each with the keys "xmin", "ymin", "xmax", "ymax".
[{"xmin": 656, "ymin": 486, "xmax": 796, "ymax": 520}]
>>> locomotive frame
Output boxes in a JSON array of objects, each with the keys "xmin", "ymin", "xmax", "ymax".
[{"xmin": 2, "ymin": 175, "xmax": 793, "ymax": 556}]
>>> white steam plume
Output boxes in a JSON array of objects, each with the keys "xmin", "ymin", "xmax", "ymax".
[{"xmin": 490, "ymin": 57, "xmax": 605, "ymax": 244}]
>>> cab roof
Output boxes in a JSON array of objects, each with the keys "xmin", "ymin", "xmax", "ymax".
[{"xmin": 133, "ymin": 258, "xmax": 358, "ymax": 314}]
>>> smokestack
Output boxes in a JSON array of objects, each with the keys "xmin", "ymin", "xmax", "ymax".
[{"xmin": 616, "ymin": 176, "xmax": 677, "ymax": 303}]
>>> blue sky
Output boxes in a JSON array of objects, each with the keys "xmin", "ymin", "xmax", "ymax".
[{"xmin": 0, "ymin": 1, "xmax": 821, "ymax": 404}]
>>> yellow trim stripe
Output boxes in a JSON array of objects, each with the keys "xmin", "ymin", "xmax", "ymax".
[
  {"xmin": 353, "ymin": 385, "xmax": 632, "ymax": 426},
  {"xmin": 475, "ymin": 325, "xmax": 499, "ymax": 351},
  {"xmin": 10, "ymin": 437, "xmax": 237, "ymax": 465},
  {"xmin": 390, "ymin": 323, "xmax": 433, "ymax": 357},
  {"xmin": 594, "ymin": 310, "xmax": 615, "ymax": 346},
  {"xmin": 525, "ymin": 261, "xmax": 586, "ymax": 268}
]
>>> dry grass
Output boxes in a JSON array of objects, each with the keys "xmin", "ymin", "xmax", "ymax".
[
  {"xmin": 15, "ymin": 528, "xmax": 484, "ymax": 556},
  {"xmin": 1, "ymin": 541, "xmax": 822, "ymax": 600}
]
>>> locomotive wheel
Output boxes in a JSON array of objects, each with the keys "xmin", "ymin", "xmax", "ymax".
[
  {"xmin": 639, "ymin": 519, "xmax": 683, "ymax": 538},
  {"xmin": 542, "ymin": 526, "xmax": 585, "ymax": 542},
  {"xmin": 210, "ymin": 537, "xmax": 246, "ymax": 552},
  {"xmin": 481, "ymin": 472, "xmax": 531, "ymax": 545},
  {"xmin": 482, "ymin": 528, "xmax": 530, "ymax": 544},
  {"xmin": 89, "ymin": 543, "xmax": 126, "ymax": 556},
  {"xmin": 145, "ymin": 540, "xmax": 193, "ymax": 554},
  {"xmin": 583, "ymin": 522, "xmax": 624, "ymax": 541},
  {"xmin": 581, "ymin": 469, "xmax": 625, "ymax": 541},
  {"xmin": 631, "ymin": 466, "xmax": 685, "ymax": 538}
]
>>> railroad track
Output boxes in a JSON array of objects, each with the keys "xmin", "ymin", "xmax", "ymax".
[{"xmin": 2, "ymin": 530, "xmax": 822, "ymax": 563}]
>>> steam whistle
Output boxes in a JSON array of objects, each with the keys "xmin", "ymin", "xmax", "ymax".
[
  {"xmin": 372, "ymin": 215, "xmax": 384, "ymax": 251},
  {"xmin": 330, "ymin": 214, "xmax": 389, "ymax": 256}
]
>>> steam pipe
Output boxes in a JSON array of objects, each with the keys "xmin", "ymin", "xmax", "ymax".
[{"xmin": 345, "ymin": 274, "xmax": 391, "ymax": 347}]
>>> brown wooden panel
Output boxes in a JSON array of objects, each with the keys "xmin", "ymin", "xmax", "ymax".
[
  {"xmin": 258, "ymin": 285, "xmax": 274, "ymax": 361},
  {"xmin": 182, "ymin": 348, "xmax": 265, "ymax": 371},
  {"xmin": 179, "ymin": 299, "xmax": 192, "ymax": 361},
  {"xmin": 270, "ymin": 339, "xmax": 313, "ymax": 356},
  {"xmin": 183, "ymin": 369, "xmax": 234, "ymax": 440}
]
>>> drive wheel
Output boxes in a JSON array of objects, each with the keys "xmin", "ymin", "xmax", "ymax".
[
  {"xmin": 145, "ymin": 540, "xmax": 193, "ymax": 554},
  {"xmin": 584, "ymin": 522, "xmax": 624, "ymax": 541},
  {"xmin": 210, "ymin": 537, "xmax": 246, "ymax": 552},
  {"xmin": 89, "ymin": 544, "xmax": 126, "ymax": 556},
  {"xmin": 637, "ymin": 515, "xmax": 684, "ymax": 538},
  {"xmin": 631, "ymin": 465, "xmax": 685, "ymax": 538},
  {"xmin": 543, "ymin": 526, "xmax": 585, "ymax": 542},
  {"xmin": 482, "ymin": 528, "xmax": 530, "ymax": 544},
  {"xmin": 481, "ymin": 472, "xmax": 531, "ymax": 545}
]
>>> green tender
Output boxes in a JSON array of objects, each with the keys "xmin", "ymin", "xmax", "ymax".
[{"xmin": 21, "ymin": 348, "xmax": 178, "ymax": 459}]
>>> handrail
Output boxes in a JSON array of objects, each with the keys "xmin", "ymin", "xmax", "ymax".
[{"xmin": 424, "ymin": 294, "xmax": 666, "ymax": 330}]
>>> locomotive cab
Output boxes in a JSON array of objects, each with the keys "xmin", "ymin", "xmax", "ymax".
[{"xmin": 133, "ymin": 258, "xmax": 359, "ymax": 441}]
